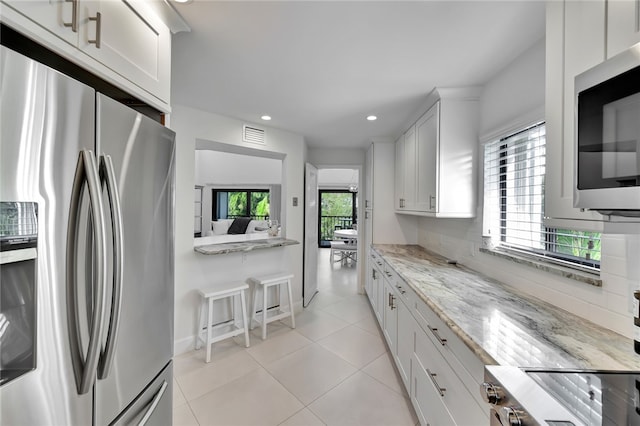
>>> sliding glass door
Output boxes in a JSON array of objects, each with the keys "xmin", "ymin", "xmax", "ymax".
[{"xmin": 318, "ymin": 190, "xmax": 357, "ymax": 247}]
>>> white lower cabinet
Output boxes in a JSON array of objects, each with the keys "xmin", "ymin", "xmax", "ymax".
[
  {"xmin": 411, "ymin": 353, "xmax": 455, "ymax": 426},
  {"xmin": 382, "ymin": 278, "xmax": 398, "ymax": 354},
  {"xmin": 366, "ymin": 252, "xmax": 384, "ymax": 324},
  {"xmin": 413, "ymin": 321, "xmax": 487, "ymax": 425},
  {"xmin": 368, "ymin": 249, "xmax": 488, "ymax": 425},
  {"xmin": 395, "ymin": 294, "xmax": 413, "ymax": 389}
]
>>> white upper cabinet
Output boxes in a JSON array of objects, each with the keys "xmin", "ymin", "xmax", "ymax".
[
  {"xmin": 1, "ymin": 0, "xmax": 171, "ymax": 111},
  {"xmin": 545, "ymin": 0, "xmax": 640, "ymax": 230},
  {"xmin": 607, "ymin": 0, "xmax": 640, "ymax": 58},
  {"xmin": 545, "ymin": 0, "xmax": 605, "ymax": 226},
  {"xmin": 2, "ymin": 0, "xmax": 79, "ymax": 45},
  {"xmin": 395, "ymin": 87, "xmax": 480, "ymax": 218},
  {"xmin": 394, "ymin": 135, "xmax": 406, "ymax": 210},
  {"xmin": 365, "ymin": 144, "xmax": 374, "ymax": 210},
  {"xmin": 395, "ymin": 125, "xmax": 417, "ymax": 211},
  {"xmin": 415, "ymin": 102, "xmax": 438, "ymax": 212},
  {"xmin": 80, "ymin": 1, "xmax": 171, "ymax": 104}
]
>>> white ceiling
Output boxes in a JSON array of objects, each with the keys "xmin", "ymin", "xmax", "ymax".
[{"xmin": 171, "ymin": 1, "xmax": 545, "ymax": 149}]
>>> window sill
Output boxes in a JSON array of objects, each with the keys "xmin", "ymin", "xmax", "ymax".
[{"xmin": 478, "ymin": 247, "xmax": 602, "ymax": 287}]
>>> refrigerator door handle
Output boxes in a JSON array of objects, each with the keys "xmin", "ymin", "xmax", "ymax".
[
  {"xmin": 137, "ymin": 380, "xmax": 168, "ymax": 426},
  {"xmin": 67, "ymin": 150, "xmax": 109, "ymax": 395},
  {"xmin": 97, "ymin": 154, "xmax": 124, "ymax": 380}
]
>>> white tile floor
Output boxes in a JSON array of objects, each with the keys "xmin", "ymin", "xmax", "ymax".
[{"xmin": 173, "ymin": 249, "xmax": 418, "ymax": 426}]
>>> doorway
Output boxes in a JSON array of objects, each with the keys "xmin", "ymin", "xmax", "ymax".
[
  {"xmin": 303, "ymin": 166, "xmax": 361, "ymax": 308},
  {"xmin": 318, "ymin": 190, "xmax": 357, "ymax": 248}
]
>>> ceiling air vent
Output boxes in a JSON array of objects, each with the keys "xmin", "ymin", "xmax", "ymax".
[{"xmin": 243, "ymin": 125, "xmax": 265, "ymax": 144}]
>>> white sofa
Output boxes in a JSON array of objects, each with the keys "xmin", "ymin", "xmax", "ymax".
[
  {"xmin": 210, "ymin": 219, "xmax": 269, "ymax": 235},
  {"xmin": 195, "ymin": 219, "xmax": 272, "ymax": 247}
]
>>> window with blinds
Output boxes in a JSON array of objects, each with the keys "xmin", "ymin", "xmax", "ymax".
[{"xmin": 484, "ymin": 122, "xmax": 601, "ymax": 271}]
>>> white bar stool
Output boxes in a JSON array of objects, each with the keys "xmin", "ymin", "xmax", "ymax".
[
  {"xmin": 246, "ymin": 272, "xmax": 295, "ymax": 340},
  {"xmin": 196, "ymin": 281, "xmax": 250, "ymax": 363}
]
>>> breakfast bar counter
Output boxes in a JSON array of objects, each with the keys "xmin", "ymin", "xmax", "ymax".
[{"xmin": 194, "ymin": 235, "xmax": 299, "ymax": 255}]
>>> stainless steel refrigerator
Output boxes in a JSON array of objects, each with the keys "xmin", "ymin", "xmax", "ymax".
[{"xmin": 0, "ymin": 44, "xmax": 175, "ymax": 425}]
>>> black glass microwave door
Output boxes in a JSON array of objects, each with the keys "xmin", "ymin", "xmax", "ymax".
[
  {"xmin": 577, "ymin": 65, "xmax": 640, "ymax": 189},
  {"xmin": 0, "ymin": 259, "xmax": 36, "ymax": 386}
]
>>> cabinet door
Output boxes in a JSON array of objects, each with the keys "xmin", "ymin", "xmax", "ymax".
[
  {"xmin": 366, "ymin": 258, "xmax": 376, "ymax": 307},
  {"xmin": 382, "ymin": 279, "xmax": 397, "ymax": 353},
  {"xmin": 394, "ymin": 135, "xmax": 405, "ymax": 210},
  {"xmin": 2, "ymin": 0, "xmax": 79, "ymax": 45},
  {"xmin": 365, "ymin": 144, "xmax": 374, "ymax": 210},
  {"xmin": 545, "ymin": 0, "xmax": 606, "ymax": 227},
  {"xmin": 80, "ymin": 0, "xmax": 171, "ymax": 102},
  {"xmin": 403, "ymin": 126, "xmax": 417, "ymax": 210},
  {"xmin": 607, "ymin": 0, "xmax": 640, "ymax": 58},
  {"xmin": 374, "ymin": 269, "xmax": 384, "ymax": 327},
  {"xmin": 395, "ymin": 298, "xmax": 413, "ymax": 390},
  {"xmin": 415, "ymin": 103, "xmax": 438, "ymax": 212}
]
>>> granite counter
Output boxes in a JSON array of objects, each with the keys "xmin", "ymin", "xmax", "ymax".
[
  {"xmin": 373, "ymin": 244, "xmax": 640, "ymax": 371},
  {"xmin": 195, "ymin": 237, "xmax": 299, "ymax": 255}
]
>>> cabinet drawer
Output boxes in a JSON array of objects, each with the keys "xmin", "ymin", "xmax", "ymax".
[
  {"xmin": 386, "ymin": 266, "xmax": 416, "ymax": 309},
  {"xmin": 415, "ymin": 299, "xmax": 486, "ymax": 409},
  {"xmin": 411, "ymin": 354, "xmax": 454, "ymax": 426},
  {"xmin": 371, "ymin": 252, "xmax": 385, "ymax": 270},
  {"xmin": 414, "ymin": 329, "xmax": 487, "ymax": 425}
]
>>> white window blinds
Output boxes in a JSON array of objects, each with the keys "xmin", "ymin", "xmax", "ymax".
[{"xmin": 484, "ymin": 122, "xmax": 601, "ymax": 270}]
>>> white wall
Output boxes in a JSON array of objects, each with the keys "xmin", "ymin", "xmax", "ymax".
[
  {"xmin": 170, "ymin": 104, "xmax": 306, "ymax": 354},
  {"xmin": 308, "ymin": 147, "xmax": 365, "ymax": 167},
  {"xmin": 416, "ymin": 37, "xmax": 639, "ymax": 340},
  {"xmin": 195, "ymin": 150, "xmax": 282, "ymax": 185},
  {"xmin": 318, "ymin": 168, "xmax": 359, "ymax": 189}
]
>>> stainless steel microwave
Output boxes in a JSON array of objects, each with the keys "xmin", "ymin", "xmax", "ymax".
[{"xmin": 574, "ymin": 42, "xmax": 640, "ymax": 217}]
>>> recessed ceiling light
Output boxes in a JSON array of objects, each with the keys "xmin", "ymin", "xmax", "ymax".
[
  {"xmin": 174, "ymin": 0, "xmax": 193, "ymax": 3},
  {"xmin": 366, "ymin": 115, "xmax": 377, "ymax": 121},
  {"xmin": 261, "ymin": 115, "xmax": 272, "ymax": 121}
]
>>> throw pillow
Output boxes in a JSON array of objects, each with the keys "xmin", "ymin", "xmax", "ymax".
[{"xmin": 227, "ymin": 217, "xmax": 252, "ymax": 234}]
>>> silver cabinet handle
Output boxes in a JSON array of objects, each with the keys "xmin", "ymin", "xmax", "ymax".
[
  {"xmin": 396, "ymin": 285, "xmax": 406, "ymax": 294},
  {"xmin": 88, "ymin": 12, "xmax": 102, "ymax": 48},
  {"xmin": 372, "ymin": 269, "xmax": 377, "ymax": 279},
  {"xmin": 429, "ymin": 195, "xmax": 436, "ymax": 210},
  {"xmin": 63, "ymin": 0, "xmax": 78, "ymax": 32},
  {"xmin": 137, "ymin": 381, "xmax": 168, "ymax": 426},
  {"xmin": 384, "ymin": 271, "xmax": 392, "ymax": 277},
  {"xmin": 97, "ymin": 154, "xmax": 124, "ymax": 379},
  {"xmin": 426, "ymin": 368, "xmax": 446, "ymax": 397},
  {"xmin": 389, "ymin": 293, "xmax": 396, "ymax": 310},
  {"xmin": 428, "ymin": 326, "xmax": 447, "ymax": 346},
  {"xmin": 66, "ymin": 150, "xmax": 108, "ymax": 395}
]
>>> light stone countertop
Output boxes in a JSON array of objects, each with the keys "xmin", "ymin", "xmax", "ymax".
[
  {"xmin": 195, "ymin": 237, "xmax": 299, "ymax": 255},
  {"xmin": 373, "ymin": 244, "xmax": 640, "ymax": 371}
]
